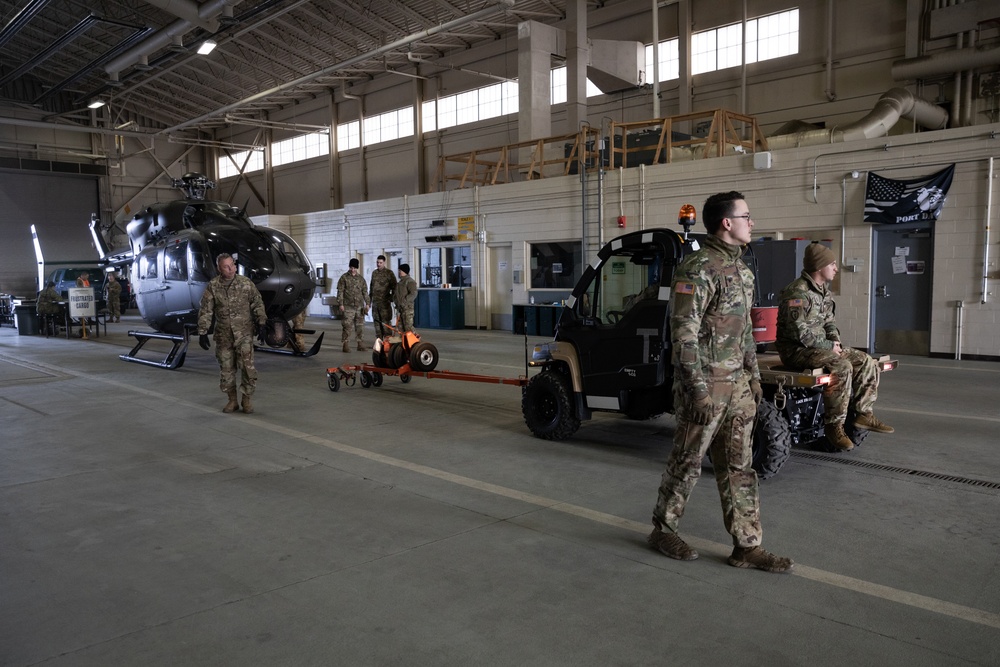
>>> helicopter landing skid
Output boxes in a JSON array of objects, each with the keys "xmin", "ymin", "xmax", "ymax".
[
  {"xmin": 120, "ymin": 330, "xmax": 190, "ymax": 370},
  {"xmin": 254, "ymin": 331, "xmax": 324, "ymax": 357}
]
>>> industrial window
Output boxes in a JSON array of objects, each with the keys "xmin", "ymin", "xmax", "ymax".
[
  {"xmin": 417, "ymin": 246, "xmax": 472, "ymax": 288},
  {"xmin": 692, "ymin": 7, "xmax": 799, "ymax": 75},
  {"xmin": 362, "ymin": 107, "xmax": 414, "ymax": 146},
  {"xmin": 644, "ymin": 38, "xmax": 680, "ymax": 83},
  {"xmin": 549, "ymin": 67, "xmax": 602, "ymax": 104},
  {"xmin": 529, "ymin": 241, "xmax": 582, "ymax": 290},
  {"xmin": 138, "ymin": 251, "xmax": 157, "ymax": 280},
  {"xmin": 217, "ymin": 149, "xmax": 264, "ymax": 178},
  {"xmin": 337, "ymin": 120, "xmax": 360, "ymax": 151},
  {"xmin": 272, "ymin": 131, "xmax": 329, "ymax": 167},
  {"xmin": 422, "ymin": 81, "xmax": 518, "ymax": 133}
]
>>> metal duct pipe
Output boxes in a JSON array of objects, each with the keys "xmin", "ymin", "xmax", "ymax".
[
  {"xmin": 768, "ymin": 87, "xmax": 948, "ymax": 150},
  {"xmin": 892, "ymin": 45, "xmax": 1000, "ymax": 80},
  {"xmin": 142, "ymin": 0, "xmax": 221, "ymax": 32}
]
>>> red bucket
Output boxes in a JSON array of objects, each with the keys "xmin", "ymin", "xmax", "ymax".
[{"xmin": 751, "ymin": 306, "xmax": 778, "ymax": 344}]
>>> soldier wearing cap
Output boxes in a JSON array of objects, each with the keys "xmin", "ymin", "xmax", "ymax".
[
  {"xmin": 337, "ymin": 258, "xmax": 370, "ymax": 352},
  {"xmin": 776, "ymin": 242, "xmax": 893, "ymax": 451},
  {"xmin": 648, "ymin": 191, "xmax": 794, "ymax": 574},
  {"xmin": 393, "ymin": 263, "xmax": 418, "ymax": 333},
  {"xmin": 369, "ymin": 254, "xmax": 397, "ymax": 339}
]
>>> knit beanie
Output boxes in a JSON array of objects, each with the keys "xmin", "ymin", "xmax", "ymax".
[
  {"xmin": 803, "ymin": 243, "xmax": 836, "ymax": 272},
  {"xmin": 399, "ymin": 263, "xmax": 410, "ymax": 275},
  {"xmin": 349, "ymin": 258, "xmax": 359, "ymax": 269}
]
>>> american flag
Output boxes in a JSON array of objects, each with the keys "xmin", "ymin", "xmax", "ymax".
[{"xmin": 864, "ymin": 165, "xmax": 954, "ymax": 224}]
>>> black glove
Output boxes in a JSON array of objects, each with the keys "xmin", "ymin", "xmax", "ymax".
[
  {"xmin": 256, "ymin": 322, "xmax": 268, "ymax": 345},
  {"xmin": 199, "ymin": 334, "xmax": 211, "ymax": 350},
  {"xmin": 688, "ymin": 395, "xmax": 715, "ymax": 426}
]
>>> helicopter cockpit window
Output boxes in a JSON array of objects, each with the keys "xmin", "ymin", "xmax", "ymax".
[
  {"xmin": 139, "ymin": 251, "xmax": 157, "ymax": 280},
  {"xmin": 188, "ymin": 238, "xmax": 212, "ymax": 282},
  {"xmin": 269, "ymin": 232, "xmax": 311, "ymax": 272},
  {"xmin": 164, "ymin": 244, "xmax": 187, "ymax": 281},
  {"xmin": 578, "ymin": 244, "xmax": 662, "ymax": 324}
]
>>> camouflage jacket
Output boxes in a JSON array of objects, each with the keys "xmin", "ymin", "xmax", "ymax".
[
  {"xmin": 105, "ymin": 280, "xmax": 121, "ymax": 301},
  {"xmin": 197, "ymin": 274, "xmax": 266, "ymax": 339},
  {"xmin": 337, "ymin": 271, "xmax": 370, "ymax": 310},
  {"xmin": 369, "ymin": 267, "xmax": 397, "ymax": 303},
  {"xmin": 670, "ymin": 234, "xmax": 760, "ymax": 399},
  {"xmin": 394, "ymin": 275, "xmax": 418, "ymax": 310},
  {"xmin": 775, "ymin": 270, "xmax": 840, "ymax": 359},
  {"xmin": 36, "ymin": 286, "xmax": 62, "ymax": 315}
]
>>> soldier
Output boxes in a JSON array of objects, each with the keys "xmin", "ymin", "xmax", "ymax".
[
  {"xmin": 337, "ymin": 258, "xmax": 370, "ymax": 352},
  {"xmin": 393, "ymin": 263, "xmax": 418, "ymax": 333},
  {"xmin": 775, "ymin": 242, "xmax": 893, "ymax": 451},
  {"xmin": 369, "ymin": 254, "xmax": 397, "ymax": 339},
  {"xmin": 648, "ymin": 191, "xmax": 794, "ymax": 573},
  {"xmin": 105, "ymin": 273, "xmax": 122, "ymax": 322},
  {"xmin": 291, "ymin": 309, "xmax": 307, "ymax": 351},
  {"xmin": 197, "ymin": 253, "xmax": 267, "ymax": 414},
  {"xmin": 36, "ymin": 281, "xmax": 62, "ymax": 316}
]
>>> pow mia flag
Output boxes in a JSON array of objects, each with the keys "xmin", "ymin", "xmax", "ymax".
[{"xmin": 863, "ymin": 164, "xmax": 954, "ymax": 224}]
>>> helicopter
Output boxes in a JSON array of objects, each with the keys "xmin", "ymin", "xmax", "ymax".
[{"xmin": 90, "ymin": 172, "xmax": 323, "ymax": 369}]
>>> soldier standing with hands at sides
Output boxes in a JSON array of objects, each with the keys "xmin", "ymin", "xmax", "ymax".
[
  {"xmin": 775, "ymin": 242, "xmax": 893, "ymax": 451},
  {"xmin": 369, "ymin": 254, "xmax": 397, "ymax": 339},
  {"xmin": 197, "ymin": 253, "xmax": 267, "ymax": 414},
  {"xmin": 393, "ymin": 263, "xmax": 418, "ymax": 333},
  {"xmin": 337, "ymin": 258, "xmax": 370, "ymax": 352},
  {"xmin": 105, "ymin": 273, "xmax": 122, "ymax": 322},
  {"xmin": 648, "ymin": 191, "xmax": 794, "ymax": 573}
]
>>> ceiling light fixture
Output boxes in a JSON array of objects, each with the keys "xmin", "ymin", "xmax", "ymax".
[
  {"xmin": 87, "ymin": 99, "xmax": 106, "ymax": 109},
  {"xmin": 197, "ymin": 39, "xmax": 217, "ymax": 55}
]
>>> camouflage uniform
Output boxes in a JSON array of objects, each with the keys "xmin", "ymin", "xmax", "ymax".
[
  {"xmin": 369, "ymin": 267, "xmax": 397, "ymax": 338},
  {"xmin": 291, "ymin": 309, "xmax": 307, "ymax": 351},
  {"xmin": 197, "ymin": 274, "xmax": 267, "ymax": 396},
  {"xmin": 652, "ymin": 234, "xmax": 763, "ymax": 548},
  {"xmin": 105, "ymin": 276, "xmax": 122, "ymax": 321},
  {"xmin": 775, "ymin": 270, "xmax": 879, "ymax": 425},
  {"xmin": 36, "ymin": 285, "xmax": 62, "ymax": 316},
  {"xmin": 394, "ymin": 274, "xmax": 418, "ymax": 333},
  {"xmin": 337, "ymin": 270, "xmax": 370, "ymax": 348}
]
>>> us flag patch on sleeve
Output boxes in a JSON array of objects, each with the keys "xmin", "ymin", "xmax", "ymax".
[
  {"xmin": 675, "ymin": 281, "xmax": 695, "ymax": 295},
  {"xmin": 788, "ymin": 298, "xmax": 804, "ymax": 307}
]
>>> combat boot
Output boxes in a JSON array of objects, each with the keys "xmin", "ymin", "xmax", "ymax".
[
  {"xmin": 223, "ymin": 389, "xmax": 238, "ymax": 413},
  {"xmin": 825, "ymin": 423, "xmax": 854, "ymax": 451},
  {"xmin": 342, "ymin": 341, "xmax": 350, "ymax": 352},
  {"xmin": 357, "ymin": 342, "xmax": 366, "ymax": 351},
  {"xmin": 241, "ymin": 394, "xmax": 254, "ymax": 414},
  {"xmin": 647, "ymin": 526, "xmax": 698, "ymax": 561},
  {"xmin": 728, "ymin": 546, "xmax": 795, "ymax": 573},
  {"xmin": 853, "ymin": 413, "xmax": 894, "ymax": 433}
]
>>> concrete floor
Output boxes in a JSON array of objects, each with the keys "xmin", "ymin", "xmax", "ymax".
[{"xmin": 1, "ymin": 315, "xmax": 999, "ymax": 666}]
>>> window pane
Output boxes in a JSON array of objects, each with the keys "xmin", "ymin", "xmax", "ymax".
[
  {"xmin": 501, "ymin": 81, "xmax": 518, "ymax": 114},
  {"xmin": 529, "ymin": 241, "xmax": 581, "ymax": 289},
  {"xmin": 438, "ymin": 96, "xmax": 457, "ymax": 129},
  {"xmin": 717, "ymin": 23, "xmax": 743, "ymax": 70},
  {"xmin": 480, "ymin": 83, "xmax": 502, "ymax": 120},
  {"xmin": 691, "ymin": 30, "xmax": 717, "ymax": 74},
  {"xmin": 551, "ymin": 66, "xmax": 566, "ymax": 104},
  {"xmin": 456, "ymin": 90, "xmax": 479, "ymax": 125},
  {"xmin": 422, "ymin": 100, "xmax": 436, "ymax": 132},
  {"xmin": 645, "ymin": 39, "xmax": 680, "ymax": 83}
]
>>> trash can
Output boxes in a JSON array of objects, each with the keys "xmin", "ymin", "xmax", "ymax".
[{"xmin": 14, "ymin": 304, "xmax": 40, "ymax": 335}]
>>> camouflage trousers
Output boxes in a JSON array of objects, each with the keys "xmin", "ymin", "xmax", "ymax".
[
  {"xmin": 782, "ymin": 347, "xmax": 878, "ymax": 424},
  {"xmin": 372, "ymin": 301, "xmax": 393, "ymax": 338},
  {"xmin": 291, "ymin": 310, "xmax": 307, "ymax": 349},
  {"xmin": 106, "ymin": 297, "xmax": 120, "ymax": 319},
  {"xmin": 652, "ymin": 378, "xmax": 762, "ymax": 548},
  {"xmin": 396, "ymin": 306, "xmax": 415, "ymax": 333},
  {"xmin": 341, "ymin": 307, "xmax": 365, "ymax": 346},
  {"xmin": 216, "ymin": 334, "xmax": 257, "ymax": 395}
]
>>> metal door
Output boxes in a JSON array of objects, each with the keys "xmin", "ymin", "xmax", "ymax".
[
  {"xmin": 489, "ymin": 244, "xmax": 512, "ymax": 330},
  {"xmin": 870, "ymin": 222, "xmax": 933, "ymax": 355}
]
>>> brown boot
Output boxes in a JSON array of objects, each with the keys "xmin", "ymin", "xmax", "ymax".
[
  {"xmin": 241, "ymin": 394, "xmax": 254, "ymax": 414},
  {"xmin": 853, "ymin": 413, "xmax": 894, "ymax": 433},
  {"xmin": 223, "ymin": 389, "xmax": 238, "ymax": 413},
  {"xmin": 343, "ymin": 341, "xmax": 350, "ymax": 352},
  {"xmin": 647, "ymin": 526, "xmax": 698, "ymax": 561},
  {"xmin": 728, "ymin": 546, "xmax": 794, "ymax": 573},
  {"xmin": 825, "ymin": 423, "xmax": 854, "ymax": 451},
  {"xmin": 357, "ymin": 342, "xmax": 366, "ymax": 351}
]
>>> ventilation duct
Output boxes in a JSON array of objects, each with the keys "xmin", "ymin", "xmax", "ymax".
[{"xmin": 767, "ymin": 88, "xmax": 948, "ymax": 150}]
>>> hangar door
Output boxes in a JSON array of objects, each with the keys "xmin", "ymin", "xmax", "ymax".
[
  {"xmin": 0, "ymin": 171, "xmax": 100, "ymax": 295},
  {"xmin": 870, "ymin": 222, "xmax": 933, "ymax": 355}
]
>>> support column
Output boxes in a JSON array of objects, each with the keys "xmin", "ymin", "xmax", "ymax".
[{"xmin": 566, "ymin": 0, "xmax": 588, "ymax": 131}]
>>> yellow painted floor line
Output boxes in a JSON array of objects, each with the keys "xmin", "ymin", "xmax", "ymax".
[{"xmin": 15, "ymin": 356, "xmax": 1000, "ymax": 632}]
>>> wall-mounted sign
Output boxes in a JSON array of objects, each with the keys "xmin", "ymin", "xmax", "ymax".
[{"xmin": 457, "ymin": 216, "xmax": 475, "ymax": 240}]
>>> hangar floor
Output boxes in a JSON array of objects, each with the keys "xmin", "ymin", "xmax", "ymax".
[{"xmin": 1, "ymin": 315, "xmax": 999, "ymax": 666}]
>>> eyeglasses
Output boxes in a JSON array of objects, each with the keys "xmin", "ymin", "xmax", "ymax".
[{"xmin": 729, "ymin": 214, "xmax": 753, "ymax": 222}]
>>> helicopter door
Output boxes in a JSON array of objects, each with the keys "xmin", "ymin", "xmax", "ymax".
[
  {"xmin": 162, "ymin": 242, "xmax": 192, "ymax": 316},
  {"xmin": 135, "ymin": 247, "xmax": 166, "ymax": 327}
]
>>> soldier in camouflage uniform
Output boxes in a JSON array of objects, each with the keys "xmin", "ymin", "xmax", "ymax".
[
  {"xmin": 393, "ymin": 263, "xmax": 418, "ymax": 333},
  {"xmin": 776, "ymin": 242, "xmax": 893, "ymax": 451},
  {"xmin": 197, "ymin": 253, "xmax": 267, "ymax": 414},
  {"xmin": 369, "ymin": 255, "xmax": 397, "ymax": 339},
  {"xmin": 649, "ymin": 191, "xmax": 794, "ymax": 573},
  {"xmin": 337, "ymin": 258, "xmax": 370, "ymax": 352},
  {"xmin": 104, "ymin": 273, "xmax": 122, "ymax": 322}
]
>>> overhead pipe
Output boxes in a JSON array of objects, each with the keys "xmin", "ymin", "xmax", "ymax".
[
  {"xmin": 0, "ymin": 14, "xmax": 101, "ymax": 87},
  {"xmin": 892, "ymin": 45, "xmax": 1000, "ymax": 80},
  {"xmin": 142, "ymin": 0, "xmax": 222, "ymax": 33},
  {"xmin": 825, "ymin": 0, "xmax": 836, "ymax": 101},
  {"xmin": 164, "ymin": 0, "xmax": 516, "ymax": 134},
  {"xmin": 0, "ymin": 0, "xmax": 51, "ymax": 49}
]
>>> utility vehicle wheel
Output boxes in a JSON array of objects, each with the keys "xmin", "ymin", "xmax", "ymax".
[
  {"xmin": 751, "ymin": 400, "xmax": 793, "ymax": 480},
  {"xmin": 409, "ymin": 341, "xmax": 439, "ymax": 372},
  {"xmin": 389, "ymin": 343, "xmax": 408, "ymax": 369},
  {"xmin": 372, "ymin": 372, "xmax": 383, "ymax": 387},
  {"xmin": 522, "ymin": 371, "xmax": 580, "ymax": 440},
  {"xmin": 400, "ymin": 373, "xmax": 411, "ymax": 383},
  {"xmin": 359, "ymin": 371, "xmax": 372, "ymax": 388},
  {"xmin": 344, "ymin": 372, "xmax": 356, "ymax": 387},
  {"xmin": 327, "ymin": 373, "xmax": 340, "ymax": 392}
]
